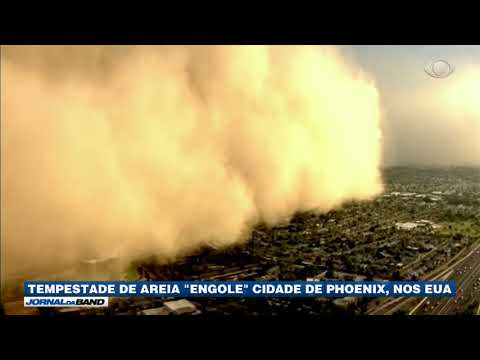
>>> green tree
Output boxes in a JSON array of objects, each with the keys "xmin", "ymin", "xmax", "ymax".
[
  {"xmin": 326, "ymin": 259, "xmax": 335, "ymax": 278},
  {"xmin": 392, "ymin": 270, "xmax": 402, "ymax": 281}
]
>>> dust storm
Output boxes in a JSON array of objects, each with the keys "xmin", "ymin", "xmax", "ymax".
[{"xmin": 0, "ymin": 45, "xmax": 383, "ymax": 283}]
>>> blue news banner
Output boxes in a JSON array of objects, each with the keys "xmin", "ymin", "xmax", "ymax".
[{"xmin": 24, "ymin": 280, "xmax": 456, "ymax": 298}]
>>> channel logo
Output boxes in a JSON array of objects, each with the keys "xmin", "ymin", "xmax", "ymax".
[
  {"xmin": 424, "ymin": 58, "xmax": 455, "ymax": 79},
  {"xmin": 24, "ymin": 297, "xmax": 109, "ymax": 307}
]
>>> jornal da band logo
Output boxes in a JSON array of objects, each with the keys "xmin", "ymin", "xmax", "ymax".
[{"xmin": 24, "ymin": 297, "xmax": 109, "ymax": 307}]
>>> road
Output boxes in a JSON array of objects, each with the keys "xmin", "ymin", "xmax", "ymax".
[
  {"xmin": 369, "ymin": 241, "xmax": 480, "ymax": 315},
  {"xmin": 412, "ymin": 245, "xmax": 480, "ymax": 315}
]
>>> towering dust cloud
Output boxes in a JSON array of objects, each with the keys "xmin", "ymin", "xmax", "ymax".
[{"xmin": 1, "ymin": 45, "xmax": 383, "ymax": 281}]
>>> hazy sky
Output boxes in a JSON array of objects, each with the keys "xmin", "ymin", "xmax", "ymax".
[{"xmin": 344, "ymin": 45, "xmax": 480, "ymax": 166}]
